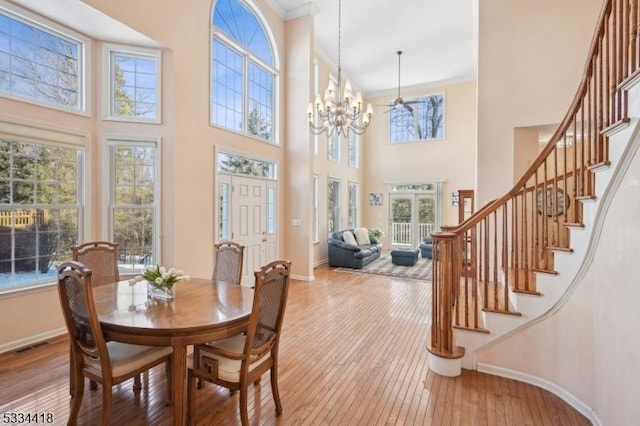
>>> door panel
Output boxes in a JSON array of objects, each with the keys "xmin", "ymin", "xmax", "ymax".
[{"xmin": 232, "ymin": 176, "xmax": 267, "ymax": 286}]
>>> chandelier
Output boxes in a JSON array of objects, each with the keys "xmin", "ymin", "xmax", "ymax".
[{"xmin": 307, "ymin": 0, "xmax": 373, "ymax": 137}]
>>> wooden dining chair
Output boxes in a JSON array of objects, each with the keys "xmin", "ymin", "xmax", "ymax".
[
  {"xmin": 72, "ymin": 241, "xmax": 119, "ymax": 287},
  {"xmin": 58, "ymin": 261, "xmax": 173, "ymax": 426},
  {"xmin": 212, "ymin": 241, "xmax": 245, "ymax": 285},
  {"xmin": 70, "ymin": 241, "xmax": 121, "ymax": 393},
  {"xmin": 187, "ymin": 260, "xmax": 292, "ymax": 426}
]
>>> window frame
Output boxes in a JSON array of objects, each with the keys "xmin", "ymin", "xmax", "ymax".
[
  {"xmin": 312, "ymin": 174, "xmax": 319, "ymax": 243},
  {"xmin": 104, "ymin": 137, "xmax": 161, "ymax": 276},
  {"xmin": 348, "ymin": 131, "xmax": 359, "ymax": 168},
  {"xmin": 0, "ymin": 1, "xmax": 91, "ymax": 115},
  {"xmin": 348, "ymin": 181, "xmax": 358, "ymax": 229},
  {"xmin": 0, "ymin": 119, "xmax": 86, "ymax": 294},
  {"xmin": 210, "ymin": 1, "xmax": 279, "ymax": 144},
  {"xmin": 327, "ymin": 177, "xmax": 341, "ymax": 234},
  {"xmin": 389, "ymin": 93, "xmax": 445, "ymax": 143},
  {"xmin": 103, "ymin": 43, "xmax": 162, "ymax": 124}
]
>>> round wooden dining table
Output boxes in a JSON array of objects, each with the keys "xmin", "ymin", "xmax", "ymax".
[{"xmin": 93, "ymin": 278, "xmax": 254, "ymax": 426}]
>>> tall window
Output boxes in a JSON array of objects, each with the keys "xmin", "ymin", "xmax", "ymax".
[
  {"xmin": 390, "ymin": 93, "xmax": 444, "ymax": 142},
  {"xmin": 348, "ymin": 181, "xmax": 358, "ymax": 228},
  {"xmin": 312, "ymin": 174, "xmax": 319, "ymax": 243},
  {"xmin": 108, "ymin": 141, "xmax": 158, "ymax": 273},
  {"xmin": 0, "ymin": 131, "xmax": 83, "ymax": 292},
  {"xmin": 105, "ymin": 45, "xmax": 161, "ymax": 122},
  {"xmin": 348, "ymin": 132, "xmax": 358, "ymax": 168},
  {"xmin": 313, "ymin": 59, "xmax": 319, "ymax": 156},
  {"xmin": 327, "ymin": 178, "xmax": 340, "ymax": 233},
  {"xmin": 0, "ymin": 7, "xmax": 86, "ymax": 111},
  {"xmin": 211, "ymin": 0, "xmax": 277, "ymax": 142}
]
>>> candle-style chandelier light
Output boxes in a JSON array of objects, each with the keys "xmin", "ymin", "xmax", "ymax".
[{"xmin": 307, "ymin": 0, "xmax": 373, "ymax": 137}]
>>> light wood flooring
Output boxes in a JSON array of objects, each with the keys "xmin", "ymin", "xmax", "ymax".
[{"xmin": 0, "ymin": 264, "xmax": 590, "ymax": 425}]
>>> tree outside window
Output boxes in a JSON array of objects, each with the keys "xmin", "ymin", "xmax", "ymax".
[{"xmin": 390, "ymin": 94, "xmax": 444, "ymax": 142}]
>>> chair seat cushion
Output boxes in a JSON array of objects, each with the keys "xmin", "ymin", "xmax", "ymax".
[
  {"xmin": 85, "ymin": 342, "xmax": 172, "ymax": 378},
  {"xmin": 191, "ymin": 335, "xmax": 270, "ymax": 383}
]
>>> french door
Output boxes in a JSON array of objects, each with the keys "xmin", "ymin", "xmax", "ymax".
[{"xmin": 389, "ymin": 193, "xmax": 438, "ymax": 249}]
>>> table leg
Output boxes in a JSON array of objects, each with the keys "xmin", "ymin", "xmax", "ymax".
[{"xmin": 172, "ymin": 342, "xmax": 187, "ymax": 426}]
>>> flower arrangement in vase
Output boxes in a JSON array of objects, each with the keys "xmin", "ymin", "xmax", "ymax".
[
  {"xmin": 129, "ymin": 265, "xmax": 190, "ymax": 301},
  {"xmin": 368, "ymin": 227, "xmax": 384, "ymax": 241}
]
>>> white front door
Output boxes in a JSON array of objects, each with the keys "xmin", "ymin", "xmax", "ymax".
[{"xmin": 231, "ymin": 175, "xmax": 268, "ymax": 286}]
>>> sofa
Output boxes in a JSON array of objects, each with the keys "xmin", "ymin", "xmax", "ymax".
[
  {"xmin": 328, "ymin": 227, "xmax": 382, "ymax": 268},
  {"xmin": 419, "ymin": 236, "xmax": 433, "ymax": 259}
]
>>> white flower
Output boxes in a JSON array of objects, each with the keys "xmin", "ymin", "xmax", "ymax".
[
  {"xmin": 155, "ymin": 277, "xmax": 163, "ymax": 285},
  {"xmin": 159, "ymin": 266, "xmax": 167, "ymax": 274},
  {"xmin": 169, "ymin": 268, "xmax": 176, "ymax": 275},
  {"xmin": 182, "ymin": 275, "xmax": 191, "ymax": 281},
  {"xmin": 176, "ymin": 269, "xmax": 184, "ymax": 276}
]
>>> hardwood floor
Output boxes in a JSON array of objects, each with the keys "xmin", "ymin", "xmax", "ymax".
[{"xmin": 0, "ymin": 265, "xmax": 590, "ymax": 425}]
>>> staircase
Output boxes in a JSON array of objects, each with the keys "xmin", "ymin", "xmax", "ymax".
[{"xmin": 428, "ymin": 0, "xmax": 640, "ymax": 376}]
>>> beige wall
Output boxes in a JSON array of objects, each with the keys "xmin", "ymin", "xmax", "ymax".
[
  {"xmin": 477, "ymin": 0, "xmax": 601, "ymax": 205},
  {"xmin": 284, "ymin": 14, "xmax": 315, "ymax": 279},
  {"xmin": 363, "ymin": 81, "xmax": 477, "ymax": 247}
]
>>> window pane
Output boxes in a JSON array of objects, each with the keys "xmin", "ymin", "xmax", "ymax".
[
  {"xmin": 110, "ymin": 144, "xmax": 156, "ymax": 273},
  {"xmin": 0, "ymin": 139, "xmax": 81, "ymax": 291},
  {"xmin": 348, "ymin": 182, "xmax": 358, "ymax": 229},
  {"xmin": 328, "ymin": 179, "xmax": 340, "ymax": 233},
  {"xmin": 212, "ymin": 40, "xmax": 243, "ymax": 132},
  {"xmin": 212, "ymin": 0, "xmax": 273, "ymax": 66},
  {"xmin": 390, "ymin": 94, "xmax": 445, "ymax": 142},
  {"xmin": 211, "ymin": 0, "xmax": 277, "ymax": 142},
  {"xmin": 0, "ymin": 11, "xmax": 81, "ymax": 109},
  {"xmin": 112, "ymin": 52, "xmax": 158, "ymax": 120},
  {"xmin": 218, "ymin": 182, "xmax": 230, "ymax": 239},
  {"xmin": 247, "ymin": 62, "xmax": 273, "ymax": 141}
]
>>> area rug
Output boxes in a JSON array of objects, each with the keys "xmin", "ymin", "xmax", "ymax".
[{"xmin": 336, "ymin": 255, "xmax": 432, "ymax": 281}]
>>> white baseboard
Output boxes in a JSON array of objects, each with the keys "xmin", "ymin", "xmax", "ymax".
[
  {"xmin": 477, "ymin": 362, "xmax": 601, "ymax": 426},
  {"xmin": 0, "ymin": 328, "xmax": 67, "ymax": 354},
  {"xmin": 291, "ymin": 273, "xmax": 314, "ymax": 282}
]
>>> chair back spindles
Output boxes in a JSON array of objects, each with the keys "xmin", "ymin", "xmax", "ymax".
[{"xmin": 212, "ymin": 241, "xmax": 245, "ymax": 284}]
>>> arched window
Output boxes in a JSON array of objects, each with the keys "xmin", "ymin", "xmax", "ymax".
[{"xmin": 211, "ymin": 0, "xmax": 276, "ymax": 142}]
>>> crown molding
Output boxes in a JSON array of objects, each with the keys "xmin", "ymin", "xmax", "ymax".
[{"xmin": 285, "ymin": 2, "xmax": 318, "ymax": 20}]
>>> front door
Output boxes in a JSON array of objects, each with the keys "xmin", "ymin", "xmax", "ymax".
[
  {"xmin": 232, "ymin": 175, "xmax": 268, "ymax": 286},
  {"xmin": 216, "ymin": 152, "xmax": 278, "ymax": 286}
]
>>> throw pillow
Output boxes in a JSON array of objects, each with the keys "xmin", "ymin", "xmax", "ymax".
[
  {"xmin": 343, "ymin": 231, "xmax": 358, "ymax": 246},
  {"xmin": 354, "ymin": 227, "xmax": 371, "ymax": 246}
]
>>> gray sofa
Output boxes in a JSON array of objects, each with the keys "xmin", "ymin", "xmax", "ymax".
[{"xmin": 328, "ymin": 228, "xmax": 382, "ymax": 268}]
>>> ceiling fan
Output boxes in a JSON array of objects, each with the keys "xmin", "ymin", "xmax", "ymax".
[{"xmin": 384, "ymin": 50, "xmax": 419, "ymax": 113}]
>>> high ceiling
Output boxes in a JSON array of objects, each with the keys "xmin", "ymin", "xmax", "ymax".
[
  {"xmin": 272, "ymin": 0, "xmax": 477, "ymax": 96},
  {"xmin": 11, "ymin": 0, "xmax": 477, "ymax": 98}
]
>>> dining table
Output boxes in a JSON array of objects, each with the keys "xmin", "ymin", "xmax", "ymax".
[{"xmin": 93, "ymin": 277, "xmax": 254, "ymax": 426}]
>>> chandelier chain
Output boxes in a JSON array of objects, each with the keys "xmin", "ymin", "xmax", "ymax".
[{"xmin": 306, "ymin": 0, "xmax": 373, "ymax": 137}]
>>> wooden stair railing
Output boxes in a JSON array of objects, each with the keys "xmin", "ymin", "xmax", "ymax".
[{"xmin": 429, "ymin": 0, "xmax": 639, "ymax": 360}]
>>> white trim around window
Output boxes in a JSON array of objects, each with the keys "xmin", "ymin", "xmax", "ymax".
[
  {"xmin": 0, "ymin": 0, "xmax": 92, "ymax": 116},
  {"xmin": 102, "ymin": 43, "xmax": 162, "ymax": 124},
  {"xmin": 102, "ymin": 136, "xmax": 161, "ymax": 273}
]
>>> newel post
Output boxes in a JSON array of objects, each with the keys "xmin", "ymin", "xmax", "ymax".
[{"xmin": 427, "ymin": 232, "xmax": 464, "ymax": 377}]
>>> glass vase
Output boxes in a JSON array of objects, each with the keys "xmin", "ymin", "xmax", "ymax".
[{"xmin": 147, "ymin": 281, "xmax": 175, "ymax": 301}]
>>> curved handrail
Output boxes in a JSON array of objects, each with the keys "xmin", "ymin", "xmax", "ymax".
[{"xmin": 429, "ymin": 0, "xmax": 636, "ymax": 359}]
